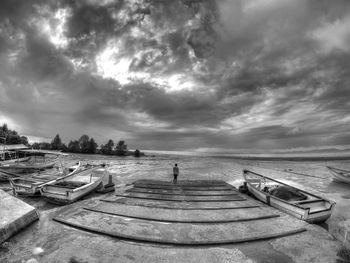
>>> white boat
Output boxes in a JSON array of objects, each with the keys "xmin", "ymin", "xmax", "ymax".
[
  {"xmin": 40, "ymin": 166, "xmax": 107, "ymax": 205},
  {"xmin": 327, "ymin": 166, "xmax": 350, "ymax": 184},
  {"xmin": 9, "ymin": 162, "xmax": 81, "ymax": 196},
  {"xmin": 243, "ymin": 169, "xmax": 336, "ymax": 223}
]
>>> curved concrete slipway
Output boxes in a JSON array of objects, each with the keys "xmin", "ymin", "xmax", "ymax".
[{"xmin": 0, "ymin": 179, "xmax": 347, "ymax": 263}]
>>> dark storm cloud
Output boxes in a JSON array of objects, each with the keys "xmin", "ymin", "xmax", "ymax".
[{"xmin": 1, "ymin": 0, "xmax": 350, "ymax": 150}]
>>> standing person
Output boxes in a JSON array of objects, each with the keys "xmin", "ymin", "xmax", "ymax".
[{"xmin": 173, "ymin": 163, "xmax": 179, "ymax": 184}]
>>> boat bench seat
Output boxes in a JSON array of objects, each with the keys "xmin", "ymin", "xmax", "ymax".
[
  {"xmin": 308, "ymin": 206, "xmax": 329, "ymax": 213},
  {"xmin": 293, "ymin": 199, "xmax": 323, "ymax": 204},
  {"xmin": 50, "ymin": 185, "xmax": 77, "ymax": 189},
  {"xmin": 70, "ymin": 176, "xmax": 92, "ymax": 183}
]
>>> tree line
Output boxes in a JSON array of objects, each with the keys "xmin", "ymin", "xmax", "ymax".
[
  {"xmin": 0, "ymin": 124, "xmax": 28, "ymax": 145},
  {"xmin": 0, "ymin": 124, "xmax": 143, "ymax": 157},
  {"xmin": 33, "ymin": 134, "xmax": 142, "ymax": 157}
]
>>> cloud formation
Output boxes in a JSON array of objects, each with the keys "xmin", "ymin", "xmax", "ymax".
[{"xmin": 0, "ymin": 0, "xmax": 350, "ymax": 151}]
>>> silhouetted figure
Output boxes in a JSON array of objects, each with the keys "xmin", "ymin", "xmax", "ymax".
[{"xmin": 173, "ymin": 164, "xmax": 179, "ymax": 184}]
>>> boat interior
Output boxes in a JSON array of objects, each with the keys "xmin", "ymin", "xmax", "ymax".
[
  {"xmin": 50, "ymin": 168, "xmax": 104, "ymax": 189},
  {"xmin": 247, "ymin": 177, "xmax": 332, "ymax": 212}
]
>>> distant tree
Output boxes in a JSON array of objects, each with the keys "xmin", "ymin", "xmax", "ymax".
[
  {"xmin": 61, "ymin": 143, "xmax": 68, "ymax": 152},
  {"xmin": 31, "ymin": 142, "xmax": 51, "ymax": 150},
  {"xmin": 0, "ymin": 124, "xmax": 8, "ymax": 139},
  {"xmin": 0, "ymin": 124, "xmax": 29, "ymax": 145},
  {"xmin": 101, "ymin": 139, "xmax": 114, "ymax": 155},
  {"xmin": 20, "ymin": 136, "xmax": 29, "ymax": 146},
  {"xmin": 88, "ymin": 138, "xmax": 97, "ymax": 154},
  {"xmin": 78, "ymin": 135, "xmax": 90, "ymax": 153},
  {"xmin": 7, "ymin": 133, "xmax": 21, "ymax": 144},
  {"xmin": 31, "ymin": 142, "xmax": 40, "ymax": 149},
  {"xmin": 134, "ymin": 149, "xmax": 141, "ymax": 157},
  {"xmin": 35, "ymin": 142, "xmax": 51, "ymax": 150},
  {"xmin": 68, "ymin": 140, "xmax": 80, "ymax": 153},
  {"xmin": 51, "ymin": 134, "xmax": 63, "ymax": 150},
  {"xmin": 115, "ymin": 140, "xmax": 127, "ymax": 156},
  {"xmin": 1, "ymin": 123, "xmax": 8, "ymax": 133}
]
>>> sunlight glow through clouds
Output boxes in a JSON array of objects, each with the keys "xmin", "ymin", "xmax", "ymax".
[
  {"xmin": 96, "ymin": 40, "xmax": 199, "ymax": 92},
  {"xmin": 29, "ymin": 6, "xmax": 70, "ymax": 49},
  {"xmin": 40, "ymin": 8, "xmax": 70, "ymax": 49},
  {"xmin": 96, "ymin": 40, "xmax": 149, "ymax": 85}
]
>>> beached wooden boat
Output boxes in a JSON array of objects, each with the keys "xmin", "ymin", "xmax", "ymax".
[
  {"xmin": 243, "ymin": 169, "xmax": 336, "ymax": 223},
  {"xmin": 0, "ymin": 156, "xmax": 31, "ymax": 164},
  {"xmin": 0, "ymin": 169, "xmax": 29, "ymax": 182},
  {"xmin": 0, "ymin": 158, "xmax": 57, "ymax": 174},
  {"xmin": 9, "ymin": 162, "xmax": 81, "ymax": 196},
  {"xmin": 40, "ymin": 166, "xmax": 107, "ymax": 205},
  {"xmin": 0, "ymin": 157, "xmax": 32, "ymax": 180},
  {"xmin": 327, "ymin": 166, "xmax": 350, "ymax": 184}
]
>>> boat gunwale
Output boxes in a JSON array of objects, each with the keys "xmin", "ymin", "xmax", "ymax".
[
  {"xmin": 40, "ymin": 165, "xmax": 105, "ymax": 198},
  {"xmin": 327, "ymin": 166, "xmax": 350, "ymax": 175}
]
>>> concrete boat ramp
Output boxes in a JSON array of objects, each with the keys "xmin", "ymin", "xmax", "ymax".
[
  {"xmin": 54, "ymin": 180, "xmax": 308, "ymax": 245},
  {"xmin": 0, "ymin": 179, "xmax": 344, "ymax": 262}
]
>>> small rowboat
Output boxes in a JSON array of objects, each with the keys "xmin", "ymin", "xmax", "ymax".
[
  {"xmin": 0, "ymin": 156, "xmax": 31, "ymax": 164},
  {"xmin": 9, "ymin": 162, "xmax": 81, "ymax": 196},
  {"xmin": 40, "ymin": 166, "xmax": 107, "ymax": 205},
  {"xmin": 243, "ymin": 169, "xmax": 336, "ymax": 223},
  {"xmin": 327, "ymin": 166, "xmax": 350, "ymax": 184},
  {"xmin": 0, "ymin": 159, "xmax": 56, "ymax": 173}
]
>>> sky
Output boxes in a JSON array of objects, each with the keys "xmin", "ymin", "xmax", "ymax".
[{"xmin": 0, "ymin": 0, "xmax": 350, "ymax": 152}]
